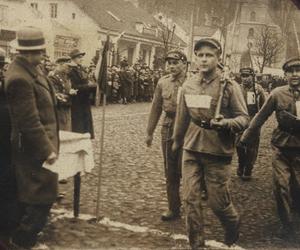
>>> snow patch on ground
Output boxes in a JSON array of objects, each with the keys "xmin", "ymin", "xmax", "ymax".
[{"xmin": 50, "ymin": 208, "xmax": 245, "ymax": 250}]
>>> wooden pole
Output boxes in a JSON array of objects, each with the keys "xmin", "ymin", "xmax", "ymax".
[
  {"xmin": 95, "ymin": 93, "xmax": 106, "ymax": 220},
  {"xmin": 293, "ymin": 20, "xmax": 300, "ymax": 57},
  {"xmin": 188, "ymin": 0, "xmax": 195, "ymax": 63}
]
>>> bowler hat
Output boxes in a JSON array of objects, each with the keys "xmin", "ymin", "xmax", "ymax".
[
  {"xmin": 55, "ymin": 56, "xmax": 71, "ymax": 64},
  {"xmin": 69, "ymin": 49, "xmax": 85, "ymax": 59},
  {"xmin": 165, "ymin": 50, "xmax": 187, "ymax": 62},
  {"xmin": 282, "ymin": 58, "xmax": 300, "ymax": 72},
  {"xmin": 194, "ymin": 38, "xmax": 222, "ymax": 55},
  {"xmin": 15, "ymin": 26, "xmax": 46, "ymax": 51}
]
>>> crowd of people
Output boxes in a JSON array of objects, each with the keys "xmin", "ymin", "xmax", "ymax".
[
  {"xmin": 39, "ymin": 54, "xmax": 166, "ymax": 105},
  {"xmin": 1, "ymin": 24, "xmax": 300, "ymax": 250}
]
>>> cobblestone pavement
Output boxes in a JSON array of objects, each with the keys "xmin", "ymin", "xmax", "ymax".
[{"xmin": 40, "ymin": 103, "xmax": 300, "ymax": 249}]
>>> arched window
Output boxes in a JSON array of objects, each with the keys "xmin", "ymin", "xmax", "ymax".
[
  {"xmin": 248, "ymin": 28, "xmax": 254, "ymax": 38},
  {"xmin": 250, "ymin": 11, "xmax": 256, "ymax": 21}
]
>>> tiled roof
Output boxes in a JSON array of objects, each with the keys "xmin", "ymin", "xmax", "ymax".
[{"xmin": 70, "ymin": 0, "xmax": 186, "ymax": 45}]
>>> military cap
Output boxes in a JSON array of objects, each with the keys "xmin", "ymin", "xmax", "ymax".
[
  {"xmin": 194, "ymin": 38, "xmax": 222, "ymax": 55},
  {"xmin": 240, "ymin": 67, "xmax": 254, "ymax": 75},
  {"xmin": 69, "ymin": 49, "xmax": 85, "ymax": 59},
  {"xmin": 165, "ymin": 50, "xmax": 187, "ymax": 62},
  {"xmin": 55, "ymin": 56, "xmax": 71, "ymax": 64},
  {"xmin": 15, "ymin": 26, "xmax": 46, "ymax": 51},
  {"xmin": 282, "ymin": 58, "xmax": 300, "ymax": 72}
]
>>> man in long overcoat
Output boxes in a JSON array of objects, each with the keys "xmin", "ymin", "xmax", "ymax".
[
  {"xmin": 68, "ymin": 49, "xmax": 96, "ymax": 138},
  {"xmin": 5, "ymin": 26, "xmax": 59, "ymax": 249}
]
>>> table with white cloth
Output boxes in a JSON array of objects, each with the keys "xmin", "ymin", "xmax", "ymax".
[{"xmin": 43, "ymin": 130, "xmax": 95, "ymax": 217}]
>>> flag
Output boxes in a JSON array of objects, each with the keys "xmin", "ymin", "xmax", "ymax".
[{"xmin": 96, "ymin": 35, "xmax": 109, "ymax": 95}]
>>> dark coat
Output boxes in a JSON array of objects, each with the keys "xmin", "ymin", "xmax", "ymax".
[
  {"xmin": 5, "ymin": 56, "xmax": 59, "ymax": 205},
  {"xmin": 68, "ymin": 64, "xmax": 95, "ymax": 139}
]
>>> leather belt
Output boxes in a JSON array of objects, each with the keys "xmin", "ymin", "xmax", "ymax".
[{"xmin": 192, "ymin": 119, "xmax": 212, "ymax": 129}]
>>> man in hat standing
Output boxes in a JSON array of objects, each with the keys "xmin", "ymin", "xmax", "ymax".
[
  {"xmin": 4, "ymin": 26, "xmax": 59, "ymax": 248},
  {"xmin": 68, "ymin": 49, "xmax": 96, "ymax": 138},
  {"xmin": 146, "ymin": 50, "xmax": 187, "ymax": 221},
  {"xmin": 172, "ymin": 38, "xmax": 249, "ymax": 248},
  {"xmin": 240, "ymin": 58, "xmax": 300, "ymax": 238},
  {"xmin": 236, "ymin": 67, "xmax": 266, "ymax": 180}
]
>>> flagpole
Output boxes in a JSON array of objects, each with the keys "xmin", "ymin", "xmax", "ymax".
[
  {"xmin": 95, "ymin": 92, "xmax": 106, "ymax": 220},
  {"xmin": 95, "ymin": 34, "xmax": 109, "ymax": 221}
]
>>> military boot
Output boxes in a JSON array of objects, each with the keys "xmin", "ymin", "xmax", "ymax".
[
  {"xmin": 237, "ymin": 166, "xmax": 244, "ymax": 178},
  {"xmin": 161, "ymin": 210, "xmax": 180, "ymax": 221},
  {"xmin": 224, "ymin": 216, "xmax": 241, "ymax": 247},
  {"xmin": 242, "ymin": 168, "xmax": 252, "ymax": 181}
]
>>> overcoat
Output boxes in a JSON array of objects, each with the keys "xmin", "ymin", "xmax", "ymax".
[
  {"xmin": 68, "ymin": 64, "xmax": 95, "ymax": 139},
  {"xmin": 5, "ymin": 56, "xmax": 59, "ymax": 205}
]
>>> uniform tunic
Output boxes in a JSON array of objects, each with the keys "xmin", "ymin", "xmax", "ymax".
[
  {"xmin": 173, "ymin": 72, "xmax": 249, "ymax": 246},
  {"xmin": 241, "ymin": 85, "xmax": 300, "ymax": 226},
  {"xmin": 147, "ymin": 72, "xmax": 186, "ymax": 213},
  {"xmin": 236, "ymin": 83, "xmax": 266, "ymax": 173},
  {"xmin": 49, "ymin": 71, "xmax": 72, "ymax": 131}
]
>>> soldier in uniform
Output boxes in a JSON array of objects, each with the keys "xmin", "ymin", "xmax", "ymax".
[
  {"xmin": 146, "ymin": 50, "xmax": 187, "ymax": 221},
  {"xmin": 172, "ymin": 38, "xmax": 249, "ymax": 248},
  {"xmin": 49, "ymin": 56, "xmax": 76, "ymax": 131},
  {"xmin": 236, "ymin": 67, "xmax": 266, "ymax": 180},
  {"xmin": 240, "ymin": 58, "xmax": 300, "ymax": 238}
]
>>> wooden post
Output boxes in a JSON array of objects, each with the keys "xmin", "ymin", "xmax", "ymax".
[
  {"xmin": 95, "ymin": 93, "xmax": 106, "ymax": 220},
  {"xmin": 73, "ymin": 172, "xmax": 81, "ymax": 217},
  {"xmin": 293, "ymin": 21, "xmax": 300, "ymax": 57}
]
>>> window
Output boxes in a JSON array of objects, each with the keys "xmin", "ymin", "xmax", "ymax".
[
  {"xmin": 30, "ymin": 3, "xmax": 38, "ymax": 10},
  {"xmin": 250, "ymin": 11, "xmax": 256, "ymax": 21},
  {"xmin": 50, "ymin": 3, "xmax": 58, "ymax": 18},
  {"xmin": 72, "ymin": 13, "xmax": 76, "ymax": 19},
  {"xmin": 248, "ymin": 28, "xmax": 254, "ymax": 38}
]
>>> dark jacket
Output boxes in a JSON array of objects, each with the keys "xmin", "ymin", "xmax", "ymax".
[
  {"xmin": 5, "ymin": 56, "xmax": 59, "ymax": 205},
  {"xmin": 68, "ymin": 64, "xmax": 95, "ymax": 138}
]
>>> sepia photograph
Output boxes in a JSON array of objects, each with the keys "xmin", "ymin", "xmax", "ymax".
[{"xmin": 0, "ymin": 0, "xmax": 300, "ymax": 249}]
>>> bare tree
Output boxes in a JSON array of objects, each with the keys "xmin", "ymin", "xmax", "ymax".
[{"xmin": 253, "ymin": 25, "xmax": 284, "ymax": 73}]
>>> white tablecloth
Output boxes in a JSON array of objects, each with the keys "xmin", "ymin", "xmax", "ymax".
[{"xmin": 43, "ymin": 131, "xmax": 95, "ymax": 180}]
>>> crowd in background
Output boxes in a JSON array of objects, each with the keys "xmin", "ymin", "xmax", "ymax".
[{"xmin": 39, "ymin": 55, "xmax": 167, "ymax": 105}]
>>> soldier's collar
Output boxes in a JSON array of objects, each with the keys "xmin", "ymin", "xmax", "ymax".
[
  {"xmin": 200, "ymin": 71, "xmax": 219, "ymax": 84},
  {"xmin": 171, "ymin": 71, "xmax": 186, "ymax": 83}
]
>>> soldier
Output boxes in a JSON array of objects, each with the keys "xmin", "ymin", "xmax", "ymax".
[
  {"xmin": 240, "ymin": 58, "xmax": 300, "ymax": 238},
  {"xmin": 236, "ymin": 67, "xmax": 266, "ymax": 180},
  {"xmin": 5, "ymin": 26, "xmax": 59, "ymax": 248},
  {"xmin": 172, "ymin": 38, "xmax": 249, "ymax": 248},
  {"xmin": 146, "ymin": 50, "xmax": 187, "ymax": 221},
  {"xmin": 49, "ymin": 56, "xmax": 76, "ymax": 131}
]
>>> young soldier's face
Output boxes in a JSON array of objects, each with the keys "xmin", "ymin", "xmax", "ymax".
[
  {"xmin": 195, "ymin": 46, "xmax": 219, "ymax": 73},
  {"xmin": 286, "ymin": 66, "xmax": 300, "ymax": 86},
  {"xmin": 167, "ymin": 59, "xmax": 186, "ymax": 77},
  {"xmin": 241, "ymin": 74, "xmax": 253, "ymax": 86}
]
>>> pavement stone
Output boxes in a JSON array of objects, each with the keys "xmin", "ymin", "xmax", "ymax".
[{"xmin": 40, "ymin": 103, "xmax": 300, "ymax": 249}]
